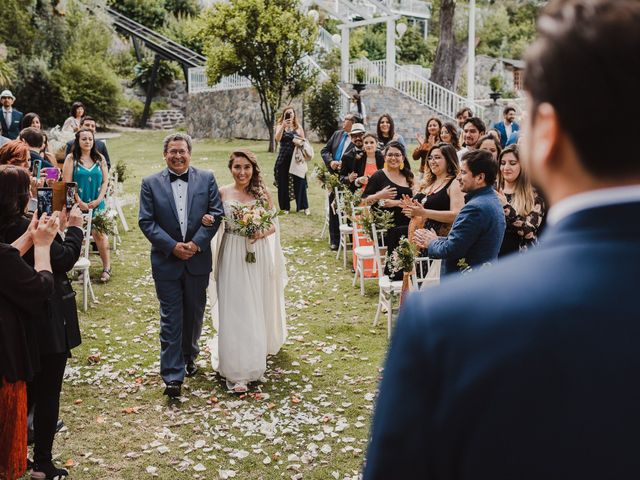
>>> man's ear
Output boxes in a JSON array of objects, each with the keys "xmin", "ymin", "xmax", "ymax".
[{"xmin": 528, "ymin": 102, "xmax": 561, "ymax": 174}]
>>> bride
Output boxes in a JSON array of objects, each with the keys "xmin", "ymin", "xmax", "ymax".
[{"xmin": 205, "ymin": 149, "xmax": 288, "ymax": 393}]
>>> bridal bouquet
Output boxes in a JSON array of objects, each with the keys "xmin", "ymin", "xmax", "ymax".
[
  {"xmin": 388, "ymin": 236, "xmax": 418, "ymax": 274},
  {"xmin": 224, "ymin": 200, "xmax": 279, "ymax": 263}
]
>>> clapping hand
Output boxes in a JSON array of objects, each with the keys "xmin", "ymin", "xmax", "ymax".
[
  {"xmin": 401, "ymin": 195, "xmax": 425, "ymax": 219},
  {"xmin": 413, "ymin": 228, "xmax": 438, "ymax": 249},
  {"xmin": 377, "ymin": 185, "xmax": 397, "ymax": 200},
  {"xmin": 416, "ymin": 133, "xmax": 425, "ymax": 145},
  {"xmin": 330, "ymin": 160, "xmax": 341, "ymax": 171},
  {"xmin": 348, "ymin": 172, "xmax": 358, "ymax": 183}
]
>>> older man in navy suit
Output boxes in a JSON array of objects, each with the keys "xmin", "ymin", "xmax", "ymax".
[
  {"xmin": 139, "ymin": 133, "xmax": 223, "ymax": 397},
  {"xmin": 365, "ymin": 1, "xmax": 640, "ymax": 478},
  {"xmin": 0, "ymin": 90, "xmax": 23, "ymax": 140}
]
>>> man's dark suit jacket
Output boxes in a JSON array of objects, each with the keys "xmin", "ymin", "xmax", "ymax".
[
  {"xmin": 65, "ymin": 138, "xmax": 111, "ymax": 169},
  {"xmin": 1, "ymin": 109, "xmax": 23, "ymax": 139},
  {"xmin": 321, "ymin": 129, "xmax": 353, "ymax": 168},
  {"xmin": 364, "ymin": 200, "xmax": 640, "ymax": 479},
  {"xmin": 339, "ymin": 149, "xmax": 384, "ymax": 192},
  {"xmin": 493, "ymin": 120, "xmax": 520, "ymax": 147}
]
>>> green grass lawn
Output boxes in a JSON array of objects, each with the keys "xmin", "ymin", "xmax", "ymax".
[{"xmin": 42, "ymin": 130, "xmax": 391, "ymax": 479}]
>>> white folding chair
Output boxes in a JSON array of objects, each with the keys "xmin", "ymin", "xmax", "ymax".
[
  {"xmin": 371, "ymin": 224, "xmax": 403, "ymax": 338},
  {"xmin": 334, "ymin": 187, "xmax": 353, "ymax": 267},
  {"xmin": 319, "ymin": 193, "xmax": 330, "ymax": 240},
  {"xmin": 409, "ymin": 256, "xmax": 441, "ymax": 291},
  {"xmin": 106, "ymin": 169, "xmax": 129, "ymax": 233},
  {"xmin": 352, "ymin": 218, "xmax": 377, "ymax": 295},
  {"xmin": 71, "ymin": 210, "xmax": 96, "ymax": 312}
]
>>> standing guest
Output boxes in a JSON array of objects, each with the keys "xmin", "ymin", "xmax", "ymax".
[
  {"xmin": 61, "ymin": 101, "xmax": 84, "ymax": 133},
  {"xmin": 364, "ymin": 1, "xmax": 640, "ymax": 478},
  {"xmin": 440, "ymin": 122, "xmax": 460, "ymax": 151},
  {"xmin": 413, "ymin": 149, "xmax": 505, "ymax": 275},
  {"xmin": 455, "ymin": 107, "xmax": 473, "ymax": 130},
  {"xmin": 341, "ymin": 131, "xmax": 383, "ymax": 193},
  {"xmin": 321, "ymin": 113, "xmax": 356, "ymax": 250},
  {"xmin": 496, "ymin": 145, "xmax": 546, "ymax": 256},
  {"xmin": 274, "ymin": 106, "xmax": 309, "ymax": 215},
  {"xmin": 21, "ymin": 114, "xmax": 58, "ymax": 166},
  {"xmin": 62, "ymin": 128, "xmax": 111, "ymax": 282},
  {"xmin": 1, "ymin": 176, "xmax": 83, "ymax": 480},
  {"xmin": 402, "ymin": 143, "xmax": 464, "ymax": 237},
  {"xmin": 362, "ymin": 141, "xmax": 414, "ymax": 280},
  {"xmin": 493, "ymin": 105, "xmax": 520, "ymax": 147},
  {"xmin": 0, "ymin": 90, "xmax": 23, "ymax": 140},
  {"xmin": 19, "ymin": 128, "xmax": 54, "ymax": 169},
  {"xmin": 457, "ymin": 116, "xmax": 486, "ymax": 161},
  {"xmin": 138, "ymin": 133, "xmax": 223, "ymax": 398},
  {"xmin": 477, "ymin": 133, "xmax": 502, "ymax": 161},
  {"xmin": 376, "ymin": 114, "xmax": 406, "ymax": 151},
  {"xmin": 0, "ymin": 166, "xmax": 58, "ymax": 480},
  {"xmin": 20, "ymin": 112, "xmax": 42, "ymax": 130},
  {"xmin": 204, "ymin": 149, "xmax": 287, "ymax": 393},
  {"xmin": 64, "ymin": 116, "xmax": 111, "ymax": 170},
  {"xmin": 412, "ymin": 117, "xmax": 442, "ymax": 176}
]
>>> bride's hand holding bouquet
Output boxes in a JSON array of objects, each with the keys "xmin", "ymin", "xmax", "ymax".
[{"xmin": 224, "ymin": 200, "xmax": 281, "ymax": 262}]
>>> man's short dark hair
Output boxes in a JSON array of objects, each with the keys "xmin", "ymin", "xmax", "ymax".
[
  {"xmin": 462, "ymin": 149, "xmax": 498, "ymax": 186},
  {"xmin": 19, "ymin": 127, "xmax": 44, "ymax": 149},
  {"xmin": 80, "ymin": 116, "xmax": 96, "ymax": 126},
  {"xmin": 456, "ymin": 107, "xmax": 473, "ymax": 118},
  {"xmin": 463, "ymin": 117, "xmax": 486, "ymax": 134},
  {"xmin": 503, "ymin": 106, "xmax": 516, "ymax": 116},
  {"xmin": 524, "ymin": 0, "xmax": 640, "ymax": 178}
]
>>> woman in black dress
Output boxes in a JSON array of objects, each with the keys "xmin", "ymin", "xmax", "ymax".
[
  {"xmin": 362, "ymin": 141, "xmax": 414, "ymax": 279},
  {"xmin": 274, "ymin": 106, "xmax": 309, "ymax": 214},
  {"xmin": 0, "ymin": 165, "xmax": 84, "ymax": 479}
]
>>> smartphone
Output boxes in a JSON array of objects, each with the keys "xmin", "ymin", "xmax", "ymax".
[
  {"xmin": 37, "ymin": 187, "xmax": 53, "ymax": 216},
  {"xmin": 285, "ymin": 112, "xmax": 292, "ymax": 120},
  {"xmin": 32, "ymin": 159, "xmax": 42, "ymax": 179},
  {"xmin": 65, "ymin": 182, "xmax": 77, "ymax": 210}
]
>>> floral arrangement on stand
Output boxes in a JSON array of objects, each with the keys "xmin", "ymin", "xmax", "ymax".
[
  {"xmin": 91, "ymin": 209, "xmax": 118, "ymax": 236},
  {"xmin": 388, "ymin": 236, "xmax": 418, "ymax": 275},
  {"xmin": 223, "ymin": 201, "xmax": 281, "ymax": 263},
  {"xmin": 359, "ymin": 208, "xmax": 395, "ymax": 240},
  {"xmin": 312, "ymin": 163, "xmax": 343, "ymax": 192}
]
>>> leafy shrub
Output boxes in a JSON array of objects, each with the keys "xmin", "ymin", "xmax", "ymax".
[
  {"xmin": 165, "ymin": 0, "xmax": 200, "ymax": 16},
  {"xmin": 305, "ymin": 74, "xmax": 341, "ymax": 142},
  {"xmin": 132, "ymin": 58, "xmax": 180, "ymax": 91},
  {"xmin": 162, "ymin": 13, "xmax": 206, "ymax": 55},
  {"xmin": 108, "ymin": 0, "xmax": 167, "ymax": 30}
]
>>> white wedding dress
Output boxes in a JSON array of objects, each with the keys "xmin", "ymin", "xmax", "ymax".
[{"xmin": 208, "ymin": 200, "xmax": 288, "ymax": 389}]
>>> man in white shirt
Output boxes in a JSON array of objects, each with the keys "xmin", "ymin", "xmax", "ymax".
[{"xmin": 457, "ymin": 116, "xmax": 486, "ymax": 162}]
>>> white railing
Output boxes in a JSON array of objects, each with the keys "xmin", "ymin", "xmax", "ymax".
[
  {"xmin": 317, "ymin": 27, "xmax": 339, "ymax": 51},
  {"xmin": 188, "ymin": 68, "xmax": 252, "ymax": 94},
  {"xmin": 347, "ymin": 58, "xmax": 485, "ymax": 121}
]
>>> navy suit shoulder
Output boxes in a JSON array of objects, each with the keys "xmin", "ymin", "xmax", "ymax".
[{"xmin": 365, "ymin": 201, "xmax": 640, "ymax": 480}]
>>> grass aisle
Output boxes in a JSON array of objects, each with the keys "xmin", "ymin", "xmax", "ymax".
[{"xmin": 46, "ymin": 131, "xmax": 389, "ymax": 479}]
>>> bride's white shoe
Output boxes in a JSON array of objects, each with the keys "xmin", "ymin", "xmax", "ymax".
[{"xmin": 226, "ymin": 380, "xmax": 248, "ymax": 393}]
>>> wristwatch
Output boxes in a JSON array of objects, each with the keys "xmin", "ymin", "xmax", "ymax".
[{"xmin": 378, "ymin": 199, "xmax": 386, "ymax": 207}]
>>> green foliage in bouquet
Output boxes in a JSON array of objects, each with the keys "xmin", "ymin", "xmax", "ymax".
[
  {"xmin": 92, "ymin": 210, "xmax": 117, "ymax": 236},
  {"xmin": 342, "ymin": 189, "xmax": 363, "ymax": 220},
  {"xmin": 359, "ymin": 208, "xmax": 394, "ymax": 240},
  {"xmin": 312, "ymin": 163, "xmax": 343, "ymax": 192},
  {"xmin": 388, "ymin": 236, "xmax": 418, "ymax": 274}
]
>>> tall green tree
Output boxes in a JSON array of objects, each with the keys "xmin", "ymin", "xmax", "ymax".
[{"xmin": 202, "ymin": 0, "xmax": 317, "ymax": 151}]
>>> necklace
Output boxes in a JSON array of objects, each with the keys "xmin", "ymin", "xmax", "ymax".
[{"xmin": 427, "ymin": 177, "xmax": 448, "ymax": 195}]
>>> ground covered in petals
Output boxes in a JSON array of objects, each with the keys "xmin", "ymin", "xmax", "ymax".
[{"xmin": 37, "ymin": 130, "xmax": 391, "ymax": 479}]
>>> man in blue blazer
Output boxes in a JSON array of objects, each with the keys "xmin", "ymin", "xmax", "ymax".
[
  {"xmin": 0, "ymin": 90, "xmax": 23, "ymax": 140},
  {"xmin": 139, "ymin": 133, "xmax": 223, "ymax": 397},
  {"xmin": 364, "ymin": 1, "xmax": 640, "ymax": 478},
  {"xmin": 414, "ymin": 149, "xmax": 505, "ymax": 275},
  {"xmin": 493, "ymin": 105, "xmax": 519, "ymax": 148}
]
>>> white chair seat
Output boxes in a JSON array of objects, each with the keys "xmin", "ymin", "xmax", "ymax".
[
  {"xmin": 354, "ymin": 246, "xmax": 375, "ymax": 258},
  {"xmin": 339, "ymin": 224, "xmax": 353, "ymax": 233},
  {"xmin": 378, "ymin": 275, "xmax": 403, "ymax": 291},
  {"xmin": 73, "ymin": 258, "xmax": 91, "ymax": 269}
]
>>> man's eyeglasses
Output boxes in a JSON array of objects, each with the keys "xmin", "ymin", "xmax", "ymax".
[{"xmin": 167, "ymin": 149, "xmax": 188, "ymax": 156}]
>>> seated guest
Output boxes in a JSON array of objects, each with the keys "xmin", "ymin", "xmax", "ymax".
[
  {"xmin": 440, "ymin": 122, "xmax": 460, "ymax": 151},
  {"xmin": 0, "ymin": 167, "xmax": 83, "ymax": 479},
  {"xmin": 61, "ymin": 101, "xmax": 84, "ymax": 133},
  {"xmin": 376, "ymin": 114, "xmax": 406, "ymax": 152},
  {"xmin": 341, "ymin": 132, "xmax": 384, "ymax": 193},
  {"xmin": 362, "ymin": 141, "xmax": 414, "ymax": 279},
  {"xmin": 0, "ymin": 165, "xmax": 58, "ymax": 480},
  {"xmin": 402, "ymin": 143, "xmax": 464, "ymax": 237},
  {"xmin": 477, "ymin": 133, "xmax": 502, "ymax": 161},
  {"xmin": 64, "ymin": 116, "xmax": 111, "ymax": 170},
  {"xmin": 412, "ymin": 117, "xmax": 442, "ymax": 176},
  {"xmin": 414, "ymin": 149, "xmax": 505, "ymax": 275},
  {"xmin": 496, "ymin": 145, "xmax": 546, "ymax": 256},
  {"xmin": 19, "ymin": 128, "xmax": 54, "ymax": 169}
]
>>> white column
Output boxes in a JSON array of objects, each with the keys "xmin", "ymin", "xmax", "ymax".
[
  {"xmin": 341, "ymin": 25, "xmax": 350, "ymax": 84},
  {"xmin": 385, "ymin": 18, "xmax": 396, "ymax": 87},
  {"xmin": 467, "ymin": 0, "xmax": 476, "ymax": 102}
]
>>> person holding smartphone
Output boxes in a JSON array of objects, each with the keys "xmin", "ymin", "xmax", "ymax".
[
  {"xmin": 273, "ymin": 106, "xmax": 309, "ymax": 214},
  {"xmin": 62, "ymin": 127, "xmax": 111, "ymax": 282}
]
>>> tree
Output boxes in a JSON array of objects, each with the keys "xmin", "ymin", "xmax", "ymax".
[
  {"xmin": 202, "ymin": 0, "xmax": 317, "ymax": 151},
  {"xmin": 305, "ymin": 74, "xmax": 340, "ymax": 142},
  {"xmin": 430, "ymin": 0, "xmax": 467, "ymax": 91}
]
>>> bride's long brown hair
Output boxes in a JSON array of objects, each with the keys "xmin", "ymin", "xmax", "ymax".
[{"xmin": 228, "ymin": 149, "xmax": 267, "ymax": 201}]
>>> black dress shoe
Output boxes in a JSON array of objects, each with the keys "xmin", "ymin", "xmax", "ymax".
[
  {"xmin": 163, "ymin": 381, "xmax": 182, "ymax": 398},
  {"xmin": 330, "ymin": 244, "xmax": 339, "ymax": 251},
  {"xmin": 185, "ymin": 361, "xmax": 198, "ymax": 377}
]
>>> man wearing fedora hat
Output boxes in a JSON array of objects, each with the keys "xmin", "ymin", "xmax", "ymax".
[{"xmin": 0, "ymin": 90, "xmax": 23, "ymax": 140}]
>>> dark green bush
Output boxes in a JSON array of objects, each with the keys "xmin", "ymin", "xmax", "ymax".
[
  {"xmin": 132, "ymin": 58, "xmax": 180, "ymax": 91},
  {"xmin": 108, "ymin": 0, "xmax": 167, "ymax": 29},
  {"xmin": 305, "ymin": 74, "xmax": 341, "ymax": 142}
]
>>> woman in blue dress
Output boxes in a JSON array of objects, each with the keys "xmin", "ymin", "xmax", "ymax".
[{"xmin": 62, "ymin": 128, "xmax": 111, "ymax": 282}]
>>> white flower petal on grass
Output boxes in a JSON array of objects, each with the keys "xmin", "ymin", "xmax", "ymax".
[
  {"xmin": 219, "ymin": 469, "xmax": 237, "ymax": 479},
  {"xmin": 145, "ymin": 466, "xmax": 158, "ymax": 476},
  {"xmin": 193, "ymin": 463, "xmax": 206, "ymax": 472}
]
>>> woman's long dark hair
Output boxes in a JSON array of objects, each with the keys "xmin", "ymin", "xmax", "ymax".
[
  {"xmin": 420, "ymin": 142, "xmax": 460, "ymax": 189},
  {"xmin": 376, "ymin": 114, "xmax": 396, "ymax": 142},
  {"xmin": 441, "ymin": 122, "xmax": 460, "ymax": 150},
  {"xmin": 0, "ymin": 165, "xmax": 31, "ymax": 240},
  {"xmin": 424, "ymin": 117, "xmax": 443, "ymax": 142},
  {"xmin": 71, "ymin": 128, "xmax": 101, "ymax": 168},
  {"xmin": 383, "ymin": 141, "xmax": 414, "ymax": 188},
  {"xmin": 228, "ymin": 149, "xmax": 267, "ymax": 201},
  {"xmin": 21, "ymin": 112, "xmax": 41, "ymax": 130}
]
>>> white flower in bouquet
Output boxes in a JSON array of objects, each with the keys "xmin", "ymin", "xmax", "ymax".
[{"xmin": 224, "ymin": 200, "xmax": 280, "ymax": 263}]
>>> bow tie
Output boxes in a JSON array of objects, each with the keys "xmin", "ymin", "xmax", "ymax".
[{"xmin": 169, "ymin": 171, "xmax": 188, "ymax": 182}]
